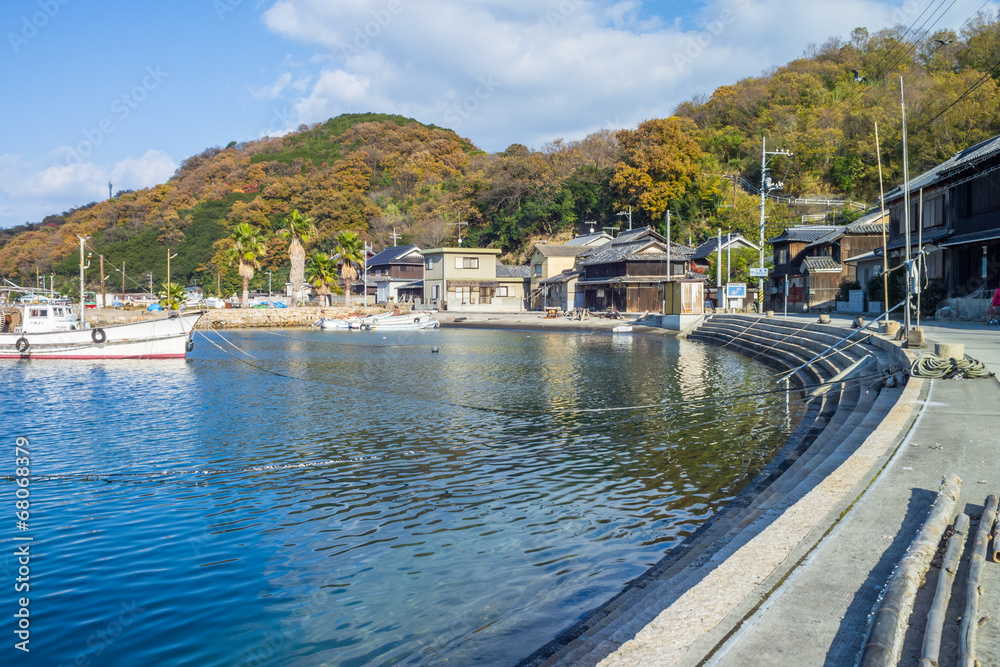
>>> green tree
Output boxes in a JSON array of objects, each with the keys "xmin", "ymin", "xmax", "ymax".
[
  {"xmin": 279, "ymin": 209, "xmax": 316, "ymax": 306},
  {"xmin": 228, "ymin": 222, "xmax": 267, "ymax": 308},
  {"xmin": 305, "ymin": 252, "xmax": 338, "ymax": 306},
  {"xmin": 332, "ymin": 230, "xmax": 365, "ymax": 308}
]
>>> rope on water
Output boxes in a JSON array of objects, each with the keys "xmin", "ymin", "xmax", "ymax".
[{"xmin": 910, "ymin": 352, "xmax": 994, "ymax": 379}]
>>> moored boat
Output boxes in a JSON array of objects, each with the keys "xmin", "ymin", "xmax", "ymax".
[
  {"xmin": 0, "ymin": 300, "xmax": 201, "ymax": 359},
  {"xmin": 317, "ymin": 317, "xmax": 357, "ymax": 330},
  {"xmin": 363, "ymin": 312, "xmax": 440, "ymax": 330}
]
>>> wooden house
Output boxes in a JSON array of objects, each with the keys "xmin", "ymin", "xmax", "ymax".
[
  {"xmin": 882, "ymin": 134, "xmax": 1000, "ymax": 300},
  {"xmin": 770, "ymin": 211, "xmax": 888, "ymax": 311},
  {"xmin": 577, "ymin": 227, "xmax": 693, "ymax": 313},
  {"xmin": 363, "ymin": 244, "xmax": 424, "ymax": 303}
]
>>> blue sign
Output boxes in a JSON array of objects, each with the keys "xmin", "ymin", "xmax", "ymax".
[{"xmin": 726, "ymin": 283, "xmax": 747, "ymax": 299}]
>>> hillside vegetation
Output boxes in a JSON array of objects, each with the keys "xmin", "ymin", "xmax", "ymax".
[{"xmin": 4, "ymin": 13, "xmax": 1000, "ymax": 296}]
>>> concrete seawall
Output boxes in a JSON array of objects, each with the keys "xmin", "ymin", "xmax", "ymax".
[
  {"xmin": 521, "ymin": 314, "xmax": 922, "ymax": 667},
  {"xmin": 86, "ymin": 306, "xmax": 394, "ymax": 330}
]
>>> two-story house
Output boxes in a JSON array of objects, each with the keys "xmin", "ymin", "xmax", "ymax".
[
  {"xmin": 419, "ymin": 247, "xmax": 528, "ymax": 312},
  {"xmin": 769, "ymin": 211, "xmax": 887, "ymax": 311},
  {"xmin": 882, "ymin": 133, "xmax": 1000, "ymax": 300},
  {"xmin": 364, "ymin": 244, "xmax": 423, "ymax": 304},
  {"xmin": 577, "ymin": 227, "xmax": 693, "ymax": 313}
]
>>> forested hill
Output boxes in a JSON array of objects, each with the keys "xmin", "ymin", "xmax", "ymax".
[{"xmin": 4, "ymin": 13, "xmax": 1000, "ymax": 296}]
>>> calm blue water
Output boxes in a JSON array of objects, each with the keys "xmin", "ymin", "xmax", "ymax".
[{"xmin": 1, "ymin": 328, "xmax": 799, "ymax": 666}]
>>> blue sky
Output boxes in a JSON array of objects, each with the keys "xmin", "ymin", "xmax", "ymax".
[{"xmin": 1, "ymin": 0, "xmax": 995, "ymax": 228}]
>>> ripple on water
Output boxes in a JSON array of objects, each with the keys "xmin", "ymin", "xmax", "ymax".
[{"xmin": 2, "ymin": 329, "xmax": 802, "ymax": 666}]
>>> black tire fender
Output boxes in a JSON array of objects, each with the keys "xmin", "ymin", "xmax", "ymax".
[
  {"xmin": 91, "ymin": 328, "xmax": 107, "ymax": 344},
  {"xmin": 185, "ymin": 337, "xmax": 194, "ymax": 352},
  {"xmin": 15, "ymin": 337, "xmax": 28, "ymax": 353}
]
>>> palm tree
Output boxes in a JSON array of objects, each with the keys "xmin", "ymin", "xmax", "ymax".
[
  {"xmin": 305, "ymin": 252, "xmax": 338, "ymax": 306},
  {"xmin": 158, "ymin": 282, "xmax": 186, "ymax": 310},
  {"xmin": 332, "ymin": 230, "xmax": 365, "ymax": 308},
  {"xmin": 229, "ymin": 223, "xmax": 267, "ymax": 308},
  {"xmin": 279, "ymin": 209, "xmax": 315, "ymax": 306}
]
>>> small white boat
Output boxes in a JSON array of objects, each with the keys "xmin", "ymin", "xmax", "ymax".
[
  {"xmin": 612, "ymin": 325, "xmax": 633, "ymax": 333},
  {"xmin": 1, "ymin": 301, "xmax": 201, "ymax": 359},
  {"xmin": 363, "ymin": 312, "xmax": 439, "ymax": 331},
  {"xmin": 318, "ymin": 317, "xmax": 356, "ymax": 330}
]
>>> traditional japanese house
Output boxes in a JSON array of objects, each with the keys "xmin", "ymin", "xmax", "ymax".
[
  {"xmin": 577, "ymin": 227, "xmax": 693, "ymax": 313},
  {"xmin": 363, "ymin": 244, "xmax": 424, "ymax": 303}
]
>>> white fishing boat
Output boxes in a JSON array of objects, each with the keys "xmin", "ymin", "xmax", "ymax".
[
  {"xmin": 0, "ymin": 299, "xmax": 201, "ymax": 359},
  {"xmin": 363, "ymin": 312, "xmax": 440, "ymax": 331},
  {"xmin": 348, "ymin": 312, "xmax": 395, "ymax": 330},
  {"xmin": 318, "ymin": 317, "xmax": 357, "ymax": 330}
]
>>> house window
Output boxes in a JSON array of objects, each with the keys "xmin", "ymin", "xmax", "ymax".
[
  {"xmin": 777, "ymin": 247, "xmax": 788, "ymax": 265},
  {"xmin": 922, "ymin": 196, "xmax": 944, "ymax": 229},
  {"xmin": 432, "ymin": 284, "xmax": 440, "ymax": 299},
  {"xmin": 496, "ymin": 286, "xmax": 508, "ymax": 297},
  {"xmin": 596, "ymin": 289, "xmax": 605, "ymax": 298},
  {"xmin": 454, "ymin": 286, "xmax": 475, "ymax": 304},
  {"xmin": 534, "ymin": 264, "xmax": 542, "ymax": 276},
  {"xmin": 427, "ymin": 258, "xmax": 435, "ymax": 270},
  {"xmin": 455, "ymin": 257, "xmax": 479, "ymax": 269}
]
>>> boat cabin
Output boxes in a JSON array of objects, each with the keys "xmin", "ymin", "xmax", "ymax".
[{"xmin": 2, "ymin": 304, "xmax": 79, "ymax": 334}]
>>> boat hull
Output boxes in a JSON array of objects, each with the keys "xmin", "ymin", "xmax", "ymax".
[
  {"xmin": 0, "ymin": 312, "xmax": 202, "ymax": 359},
  {"xmin": 365, "ymin": 315, "xmax": 440, "ymax": 331}
]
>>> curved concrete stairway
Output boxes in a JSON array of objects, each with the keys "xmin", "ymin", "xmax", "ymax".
[{"xmin": 519, "ymin": 314, "xmax": 907, "ymax": 667}]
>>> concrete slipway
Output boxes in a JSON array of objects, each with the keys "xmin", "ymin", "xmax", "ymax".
[{"xmin": 521, "ymin": 315, "xmax": 1000, "ymax": 667}]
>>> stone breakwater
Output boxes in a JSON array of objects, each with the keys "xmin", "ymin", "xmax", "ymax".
[{"xmin": 87, "ymin": 307, "xmax": 402, "ymax": 330}]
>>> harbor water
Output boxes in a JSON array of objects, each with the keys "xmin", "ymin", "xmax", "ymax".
[{"xmin": 2, "ymin": 328, "xmax": 802, "ymax": 666}]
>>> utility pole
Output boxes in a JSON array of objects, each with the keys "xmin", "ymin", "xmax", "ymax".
[
  {"xmin": 617, "ymin": 206, "xmax": 632, "ymax": 231},
  {"xmin": 450, "ymin": 217, "xmax": 468, "ymax": 247},
  {"xmin": 390, "ymin": 227, "xmax": 402, "ymax": 247},
  {"xmin": 167, "ymin": 249, "xmax": 178, "ymax": 305},
  {"xmin": 108, "ymin": 180, "xmax": 112, "ymax": 200},
  {"xmin": 100, "ymin": 255, "xmax": 106, "ymax": 309},
  {"xmin": 666, "ymin": 210, "xmax": 671, "ymax": 281},
  {"xmin": 759, "ymin": 137, "xmax": 792, "ymax": 312},
  {"xmin": 716, "ymin": 228, "xmax": 722, "ymax": 310},
  {"xmin": 363, "ymin": 241, "xmax": 373, "ymax": 306},
  {"xmin": 875, "ymin": 122, "xmax": 889, "ymax": 323},
  {"xmin": 901, "ymin": 77, "xmax": 913, "ymax": 336},
  {"xmin": 267, "ymin": 270, "xmax": 272, "ymax": 297},
  {"xmin": 77, "ymin": 235, "xmax": 91, "ymax": 327}
]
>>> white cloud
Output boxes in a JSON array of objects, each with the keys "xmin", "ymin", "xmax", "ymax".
[
  {"xmin": 0, "ymin": 150, "xmax": 178, "ymax": 227},
  {"xmin": 259, "ymin": 0, "xmax": 999, "ymax": 151},
  {"xmin": 251, "ymin": 72, "xmax": 294, "ymax": 100}
]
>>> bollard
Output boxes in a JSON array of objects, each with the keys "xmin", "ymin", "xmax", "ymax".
[
  {"xmin": 934, "ymin": 342, "xmax": 964, "ymax": 361},
  {"xmin": 765, "ymin": 310, "xmax": 774, "ymax": 318},
  {"xmin": 907, "ymin": 327, "xmax": 926, "ymax": 348},
  {"xmin": 818, "ymin": 314, "xmax": 831, "ymax": 324},
  {"xmin": 881, "ymin": 321, "xmax": 900, "ymax": 336}
]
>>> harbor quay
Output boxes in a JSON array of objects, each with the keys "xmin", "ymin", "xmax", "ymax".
[{"xmin": 524, "ymin": 313, "xmax": 1000, "ymax": 667}]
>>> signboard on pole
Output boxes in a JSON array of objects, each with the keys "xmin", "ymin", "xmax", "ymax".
[
  {"xmin": 749, "ymin": 267, "xmax": 769, "ymax": 278},
  {"xmin": 726, "ymin": 283, "xmax": 747, "ymax": 299}
]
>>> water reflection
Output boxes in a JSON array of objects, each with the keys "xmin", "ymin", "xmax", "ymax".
[{"xmin": 3, "ymin": 328, "xmax": 799, "ymax": 666}]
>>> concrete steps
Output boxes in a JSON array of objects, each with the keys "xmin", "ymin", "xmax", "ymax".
[{"xmin": 521, "ymin": 315, "xmax": 898, "ymax": 667}]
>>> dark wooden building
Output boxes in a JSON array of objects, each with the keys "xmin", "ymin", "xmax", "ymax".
[
  {"xmin": 883, "ymin": 134, "xmax": 1000, "ymax": 299},
  {"xmin": 577, "ymin": 227, "xmax": 693, "ymax": 313},
  {"xmin": 770, "ymin": 211, "xmax": 888, "ymax": 311}
]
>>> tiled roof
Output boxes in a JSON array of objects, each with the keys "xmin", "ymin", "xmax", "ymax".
[
  {"xmin": 801, "ymin": 256, "xmax": 842, "ymax": 272},
  {"xmin": 534, "ymin": 244, "xmax": 590, "ymax": 258},
  {"xmin": 398, "ymin": 280, "xmax": 423, "ymax": 289},
  {"xmin": 538, "ymin": 269, "xmax": 581, "ymax": 285},
  {"xmin": 610, "ymin": 226, "xmax": 664, "ymax": 245},
  {"xmin": 578, "ymin": 275, "xmax": 670, "ymax": 285},
  {"xmin": 495, "ymin": 261, "xmax": 531, "ymax": 278},
  {"xmin": 564, "ymin": 232, "xmax": 612, "ymax": 246},
  {"xmin": 770, "ymin": 226, "xmax": 842, "ymax": 244},
  {"xmin": 367, "ymin": 244, "xmax": 422, "ymax": 266},
  {"xmin": 884, "ymin": 133, "xmax": 1000, "ymax": 201},
  {"xmin": 692, "ymin": 233, "xmax": 759, "ymax": 260},
  {"xmin": 938, "ymin": 229, "xmax": 1000, "ymax": 247},
  {"xmin": 581, "ymin": 239, "xmax": 693, "ymax": 265}
]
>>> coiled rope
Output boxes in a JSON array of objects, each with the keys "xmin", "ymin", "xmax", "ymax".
[{"xmin": 910, "ymin": 352, "xmax": 994, "ymax": 379}]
